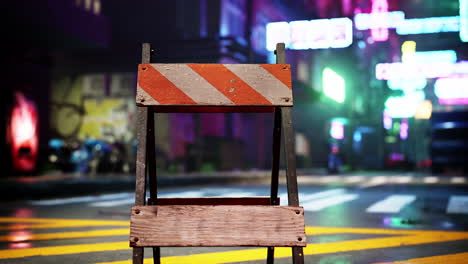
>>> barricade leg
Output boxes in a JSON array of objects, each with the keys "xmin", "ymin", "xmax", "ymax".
[
  {"xmin": 146, "ymin": 111, "xmax": 160, "ymax": 264},
  {"xmin": 133, "ymin": 106, "xmax": 148, "ymax": 264},
  {"xmin": 132, "ymin": 43, "xmax": 152, "ymax": 264},
  {"xmin": 281, "ymin": 107, "xmax": 304, "ymax": 264},
  {"xmin": 266, "ymin": 108, "xmax": 281, "ymax": 264}
]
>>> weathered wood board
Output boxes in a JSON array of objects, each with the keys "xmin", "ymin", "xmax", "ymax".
[
  {"xmin": 130, "ymin": 205, "xmax": 306, "ymax": 247},
  {"xmin": 137, "ymin": 64, "xmax": 293, "ymax": 107}
]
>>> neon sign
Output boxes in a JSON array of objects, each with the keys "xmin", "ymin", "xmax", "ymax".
[
  {"xmin": 354, "ymin": 11, "xmax": 405, "ymax": 30},
  {"xmin": 414, "ymin": 50, "xmax": 457, "ymax": 63},
  {"xmin": 323, "ymin": 67, "xmax": 346, "ymax": 103},
  {"xmin": 384, "ymin": 91, "xmax": 425, "ymax": 118},
  {"xmin": 434, "ymin": 77, "xmax": 468, "ymax": 105},
  {"xmin": 396, "ymin": 16, "xmax": 460, "ymax": 35},
  {"xmin": 414, "ymin": 100, "xmax": 432, "ymax": 120},
  {"xmin": 371, "ymin": 0, "xmax": 390, "ymax": 41},
  {"xmin": 461, "ymin": 0, "xmax": 468, "ymax": 42},
  {"xmin": 266, "ymin": 18, "xmax": 353, "ymax": 51},
  {"xmin": 266, "ymin": 22, "xmax": 290, "ymax": 51},
  {"xmin": 400, "ymin": 118, "xmax": 409, "ymax": 140},
  {"xmin": 376, "ymin": 61, "xmax": 468, "ymax": 80}
]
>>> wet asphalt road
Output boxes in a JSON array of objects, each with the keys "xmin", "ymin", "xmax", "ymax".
[{"xmin": 0, "ymin": 181, "xmax": 467, "ymax": 264}]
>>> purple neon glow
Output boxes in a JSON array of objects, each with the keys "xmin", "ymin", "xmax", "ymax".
[
  {"xmin": 371, "ymin": 0, "xmax": 389, "ymax": 42},
  {"xmin": 383, "ymin": 112, "xmax": 393, "ymax": 130},
  {"xmin": 330, "ymin": 121, "xmax": 345, "ymax": 140},
  {"xmin": 439, "ymin": 98, "xmax": 468, "ymax": 105},
  {"xmin": 400, "ymin": 118, "xmax": 409, "ymax": 140}
]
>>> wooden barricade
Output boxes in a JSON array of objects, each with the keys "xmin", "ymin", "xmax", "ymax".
[{"xmin": 130, "ymin": 42, "xmax": 305, "ymax": 264}]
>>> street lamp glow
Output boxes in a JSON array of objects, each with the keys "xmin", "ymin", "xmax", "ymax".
[{"xmin": 322, "ymin": 68, "xmax": 345, "ymax": 103}]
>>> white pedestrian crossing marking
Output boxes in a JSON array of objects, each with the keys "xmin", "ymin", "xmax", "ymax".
[
  {"xmin": 451, "ymin": 177, "xmax": 466, "ymax": 184},
  {"xmin": 30, "ymin": 193, "xmax": 134, "ymax": 206},
  {"xmin": 280, "ymin": 189, "xmax": 345, "ymax": 205},
  {"xmin": 301, "ymin": 194, "xmax": 359, "ymax": 211},
  {"xmin": 423, "ymin": 177, "xmax": 439, "ymax": 184},
  {"xmin": 447, "ymin": 196, "xmax": 468, "ymax": 214},
  {"xmin": 366, "ymin": 195, "xmax": 416, "ymax": 213}
]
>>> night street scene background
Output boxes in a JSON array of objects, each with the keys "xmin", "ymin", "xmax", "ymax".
[{"xmin": 2, "ymin": 0, "xmax": 468, "ymax": 263}]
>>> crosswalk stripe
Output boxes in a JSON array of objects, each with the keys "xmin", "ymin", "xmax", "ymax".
[
  {"xmin": 366, "ymin": 195, "xmax": 416, "ymax": 213},
  {"xmin": 91, "ymin": 198, "xmax": 134, "ymax": 207},
  {"xmin": 447, "ymin": 196, "xmax": 468, "ymax": 214},
  {"xmin": 451, "ymin": 177, "xmax": 466, "ymax": 184},
  {"xmin": 345, "ymin": 176, "xmax": 364, "ymax": 183},
  {"xmin": 280, "ymin": 189, "xmax": 345, "ymax": 205},
  {"xmin": 302, "ymin": 194, "xmax": 359, "ymax": 211},
  {"xmin": 30, "ymin": 193, "xmax": 134, "ymax": 206},
  {"xmin": 360, "ymin": 176, "xmax": 388, "ymax": 188},
  {"xmin": 423, "ymin": 176, "xmax": 439, "ymax": 184},
  {"xmin": 90, "ymin": 190, "xmax": 207, "ymax": 207}
]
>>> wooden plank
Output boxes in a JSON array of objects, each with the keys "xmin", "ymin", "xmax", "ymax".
[
  {"xmin": 151, "ymin": 106, "xmax": 275, "ymax": 113},
  {"xmin": 149, "ymin": 197, "xmax": 279, "ymax": 206},
  {"xmin": 130, "ymin": 205, "xmax": 306, "ymax": 247},
  {"xmin": 137, "ymin": 64, "xmax": 293, "ymax": 107}
]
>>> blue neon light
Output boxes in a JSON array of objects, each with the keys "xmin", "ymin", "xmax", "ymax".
[
  {"xmin": 461, "ymin": 0, "xmax": 468, "ymax": 42},
  {"xmin": 396, "ymin": 16, "xmax": 460, "ymax": 35}
]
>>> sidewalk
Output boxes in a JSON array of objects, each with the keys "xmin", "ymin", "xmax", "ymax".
[{"xmin": 1, "ymin": 170, "xmax": 465, "ymax": 201}]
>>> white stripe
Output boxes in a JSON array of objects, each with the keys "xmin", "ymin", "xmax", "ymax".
[
  {"xmin": 302, "ymin": 194, "xmax": 359, "ymax": 211},
  {"xmin": 215, "ymin": 192, "xmax": 256, "ymax": 197},
  {"xmin": 320, "ymin": 176, "xmax": 340, "ymax": 183},
  {"xmin": 366, "ymin": 195, "xmax": 416, "ymax": 213},
  {"xmin": 279, "ymin": 189, "xmax": 345, "ymax": 205},
  {"xmin": 224, "ymin": 64, "xmax": 292, "ymax": 104},
  {"xmin": 423, "ymin": 176, "xmax": 439, "ymax": 184},
  {"xmin": 152, "ymin": 64, "xmax": 234, "ymax": 105},
  {"xmin": 31, "ymin": 193, "xmax": 134, "ymax": 206},
  {"xmin": 447, "ymin": 196, "xmax": 468, "ymax": 214},
  {"xmin": 360, "ymin": 176, "xmax": 388, "ymax": 188},
  {"xmin": 393, "ymin": 176, "xmax": 412, "ymax": 184},
  {"xmin": 90, "ymin": 190, "xmax": 207, "ymax": 207},
  {"xmin": 91, "ymin": 198, "xmax": 134, "ymax": 207},
  {"xmin": 451, "ymin": 177, "xmax": 466, "ymax": 184},
  {"xmin": 346, "ymin": 176, "xmax": 364, "ymax": 183}
]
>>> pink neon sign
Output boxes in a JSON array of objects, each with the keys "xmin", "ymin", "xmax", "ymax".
[{"xmin": 371, "ymin": 0, "xmax": 389, "ymax": 41}]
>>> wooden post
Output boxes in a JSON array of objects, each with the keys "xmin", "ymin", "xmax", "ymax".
[
  {"xmin": 266, "ymin": 43, "xmax": 285, "ymax": 264},
  {"xmin": 282, "ymin": 107, "xmax": 304, "ymax": 264},
  {"xmin": 132, "ymin": 43, "xmax": 152, "ymax": 264}
]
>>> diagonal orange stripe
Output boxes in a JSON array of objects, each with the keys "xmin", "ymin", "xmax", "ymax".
[
  {"xmin": 187, "ymin": 64, "xmax": 272, "ymax": 105},
  {"xmin": 138, "ymin": 64, "xmax": 197, "ymax": 105},
  {"xmin": 260, "ymin": 64, "xmax": 292, "ymax": 89}
]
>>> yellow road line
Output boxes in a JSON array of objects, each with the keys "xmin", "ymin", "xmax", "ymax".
[
  {"xmin": 97, "ymin": 229, "xmax": 468, "ymax": 264},
  {"xmin": 0, "ymin": 217, "xmax": 129, "ymax": 226},
  {"xmin": 0, "ymin": 228, "xmax": 129, "ymax": 242},
  {"xmin": 0, "ymin": 241, "xmax": 130, "ymax": 259},
  {"xmin": 305, "ymin": 226, "xmax": 423, "ymax": 236},
  {"xmin": 1, "ymin": 223, "xmax": 467, "ymax": 262},
  {"xmin": 373, "ymin": 252, "xmax": 468, "ymax": 264}
]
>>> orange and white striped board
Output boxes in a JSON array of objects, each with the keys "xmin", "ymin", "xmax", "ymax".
[{"xmin": 136, "ymin": 64, "xmax": 293, "ymax": 108}]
